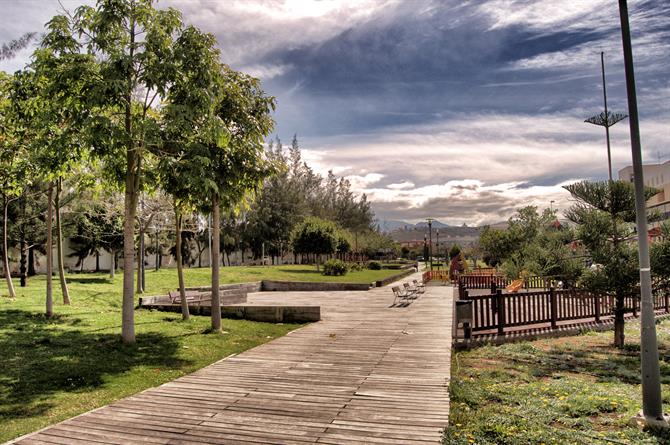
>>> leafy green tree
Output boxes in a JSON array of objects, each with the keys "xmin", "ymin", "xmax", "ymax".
[
  {"xmin": 63, "ymin": 0, "xmax": 191, "ymax": 342},
  {"xmin": 0, "ymin": 72, "xmax": 22, "ymax": 298},
  {"xmin": 161, "ymin": 57, "xmax": 275, "ymax": 330},
  {"xmin": 449, "ymin": 244, "xmax": 462, "ymax": 260},
  {"xmin": 27, "ymin": 15, "xmax": 100, "ymax": 307},
  {"xmin": 336, "ymin": 231, "xmax": 352, "ymax": 260},
  {"xmin": 291, "ymin": 217, "xmax": 338, "ymax": 270},
  {"xmin": 564, "ymin": 180, "xmax": 658, "ymax": 347},
  {"xmin": 651, "ymin": 223, "xmax": 670, "ymax": 286}
]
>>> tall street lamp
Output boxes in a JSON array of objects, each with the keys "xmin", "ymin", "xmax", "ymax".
[
  {"xmin": 618, "ymin": 0, "xmax": 668, "ymax": 428},
  {"xmin": 584, "ymin": 51, "xmax": 628, "ymax": 182},
  {"xmin": 436, "ymin": 229, "xmax": 440, "ymax": 267},
  {"xmin": 426, "ymin": 218, "xmax": 434, "ymax": 268}
]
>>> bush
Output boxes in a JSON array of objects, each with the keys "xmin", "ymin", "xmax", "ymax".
[
  {"xmin": 323, "ymin": 259, "xmax": 348, "ymax": 276},
  {"xmin": 368, "ymin": 261, "xmax": 382, "ymax": 270},
  {"xmin": 349, "ymin": 262, "xmax": 363, "ymax": 272}
]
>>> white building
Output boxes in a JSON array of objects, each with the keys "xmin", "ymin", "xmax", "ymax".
[{"xmin": 618, "ymin": 160, "xmax": 670, "ymax": 222}]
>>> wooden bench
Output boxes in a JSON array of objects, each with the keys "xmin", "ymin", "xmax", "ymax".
[{"xmin": 169, "ymin": 290, "xmax": 205, "ymax": 304}]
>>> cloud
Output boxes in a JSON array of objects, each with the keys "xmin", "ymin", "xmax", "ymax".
[
  {"xmin": 387, "ymin": 181, "xmax": 415, "ymax": 190},
  {"xmin": 2, "ymin": 0, "xmax": 668, "ymax": 227}
]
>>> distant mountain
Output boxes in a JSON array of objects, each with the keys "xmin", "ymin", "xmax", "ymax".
[
  {"xmin": 415, "ymin": 220, "xmax": 450, "ymax": 229},
  {"xmin": 377, "ymin": 219, "xmax": 451, "ymax": 232},
  {"xmin": 377, "ymin": 220, "xmax": 412, "ymax": 232}
]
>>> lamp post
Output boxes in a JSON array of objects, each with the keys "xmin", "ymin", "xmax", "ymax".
[
  {"xmin": 423, "ymin": 234, "xmax": 428, "ymax": 267},
  {"xmin": 618, "ymin": 0, "xmax": 667, "ymax": 427},
  {"xmin": 584, "ymin": 52, "xmax": 628, "ymax": 182},
  {"xmin": 436, "ymin": 229, "xmax": 440, "ymax": 268},
  {"xmin": 550, "ymin": 200, "xmax": 555, "ymax": 213},
  {"xmin": 426, "ymin": 218, "xmax": 434, "ymax": 268}
]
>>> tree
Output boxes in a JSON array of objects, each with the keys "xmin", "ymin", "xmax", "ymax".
[
  {"xmin": 449, "ymin": 244, "xmax": 462, "ymax": 260},
  {"xmin": 161, "ymin": 56, "xmax": 276, "ymax": 330},
  {"xmin": 28, "ymin": 15, "xmax": 100, "ymax": 306},
  {"xmin": 65, "ymin": 0, "xmax": 189, "ymax": 343},
  {"xmin": 291, "ymin": 217, "xmax": 338, "ymax": 270},
  {"xmin": 564, "ymin": 180, "xmax": 658, "ymax": 347},
  {"xmin": 0, "ymin": 32, "xmax": 37, "ymax": 61},
  {"xmin": 0, "ymin": 72, "xmax": 22, "ymax": 298}
]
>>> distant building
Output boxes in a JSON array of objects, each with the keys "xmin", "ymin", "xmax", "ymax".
[{"xmin": 618, "ymin": 160, "xmax": 670, "ymax": 224}]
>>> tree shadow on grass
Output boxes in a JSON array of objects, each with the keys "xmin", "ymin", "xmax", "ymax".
[
  {"xmin": 66, "ymin": 276, "xmax": 112, "ymax": 285},
  {"xmin": 504, "ymin": 337, "xmax": 670, "ymax": 387},
  {"xmin": 0, "ymin": 309, "xmax": 189, "ymax": 422},
  {"xmin": 277, "ymin": 268, "xmax": 320, "ymax": 275}
]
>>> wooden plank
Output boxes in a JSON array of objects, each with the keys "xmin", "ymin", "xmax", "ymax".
[{"xmin": 11, "ymin": 272, "xmax": 452, "ymax": 445}]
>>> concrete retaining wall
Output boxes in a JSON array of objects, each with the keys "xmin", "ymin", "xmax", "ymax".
[
  {"xmin": 221, "ymin": 305, "xmax": 320, "ymax": 323},
  {"xmin": 139, "ymin": 282, "xmax": 260, "ymax": 307},
  {"xmin": 375, "ymin": 268, "xmax": 416, "ymax": 287},
  {"xmin": 141, "ymin": 304, "xmax": 320, "ymax": 323},
  {"xmin": 260, "ymin": 280, "xmax": 372, "ymax": 292}
]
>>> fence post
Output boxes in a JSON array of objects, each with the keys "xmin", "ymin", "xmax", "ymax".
[
  {"xmin": 550, "ymin": 286, "xmax": 557, "ymax": 330},
  {"xmin": 594, "ymin": 293, "xmax": 601, "ymax": 323},
  {"xmin": 632, "ymin": 295, "xmax": 637, "ymax": 318},
  {"xmin": 496, "ymin": 289, "xmax": 505, "ymax": 335},
  {"xmin": 490, "ymin": 281, "xmax": 497, "ymax": 295}
]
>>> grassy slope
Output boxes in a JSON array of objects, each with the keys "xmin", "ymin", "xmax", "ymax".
[
  {"xmin": 131, "ymin": 264, "xmax": 404, "ymax": 288},
  {"xmin": 445, "ymin": 319, "xmax": 670, "ymax": 445},
  {"xmin": 1, "ymin": 265, "xmax": 392, "ymax": 442}
]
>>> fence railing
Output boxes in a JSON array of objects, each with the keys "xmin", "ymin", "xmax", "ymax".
[
  {"xmin": 457, "ymin": 274, "xmax": 553, "ymax": 290},
  {"xmin": 463, "ymin": 288, "xmax": 669, "ymax": 334}
]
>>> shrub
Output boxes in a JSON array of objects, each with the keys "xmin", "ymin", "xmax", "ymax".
[
  {"xmin": 368, "ymin": 261, "xmax": 382, "ymax": 270},
  {"xmin": 349, "ymin": 262, "xmax": 363, "ymax": 272},
  {"xmin": 323, "ymin": 259, "xmax": 348, "ymax": 276}
]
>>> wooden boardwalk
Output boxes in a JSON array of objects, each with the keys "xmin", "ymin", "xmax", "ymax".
[{"xmin": 10, "ymin": 274, "xmax": 454, "ymax": 445}]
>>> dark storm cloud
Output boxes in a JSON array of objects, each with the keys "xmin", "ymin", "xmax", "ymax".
[{"xmin": 1, "ymin": 0, "xmax": 668, "ymax": 225}]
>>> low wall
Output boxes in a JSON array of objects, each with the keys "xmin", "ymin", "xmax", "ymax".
[
  {"xmin": 221, "ymin": 305, "xmax": 320, "ymax": 323},
  {"xmin": 139, "ymin": 282, "xmax": 260, "ymax": 307},
  {"xmin": 142, "ymin": 303, "xmax": 320, "ymax": 323},
  {"xmin": 375, "ymin": 268, "xmax": 416, "ymax": 287},
  {"xmin": 185, "ymin": 281, "xmax": 262, "ymax": 293},
  {"xmin": 260, "ymin": 280, "xmax": 372, "ymax": 292}
]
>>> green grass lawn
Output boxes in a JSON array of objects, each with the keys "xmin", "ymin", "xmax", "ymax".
[
  {"xmin": 0, "ymin": 266, "xmax": 356, "ymax": 442},
  {"xmin": 445, "ymin": 319, "xmax": 670, "ymax": 445},
  {"xmin": 127, "ymin": 264, "xmax": 404, "ymax": 289}
]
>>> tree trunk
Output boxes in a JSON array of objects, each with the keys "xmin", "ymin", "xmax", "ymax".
[
  {"xmin": 122, "ymin": 140, "xmax": 140, "ymax": 343},
  {"xmin": 175, "ymin": 206, "xmax": 189, "ymax": 320},
  {"xmin": 211, "ymin": 192, "xmax": 222, "ymax": 332},
  {"xmin": 614, "ymin": 292, "xmax": 625, "ymax": 348},
  {"xmin": 20, "ymin": 195, "xmax": 27, "ymax": 287},
  {"xmin": 2, "ymin": 197, "xmax": 16, "ymax": 298},
  {"xmin": 55, "ymin": 179, "xmax": 70, "ymax": 305},
  {"xmin": 20, "ymin": 236, "xmax": 27, "ymax": 288},
  {"xmin": 110, "ymin": 248, "xmax": 115, "ymax": 279},
  {"xmin": 155, "ymin": 230, "xmax": 160, "ymax": 271},
  {"xmin": 28, "ymin": 246, "xmax": 35, "ymax": 276},
  {"xmin": 46, "ymin": 184, "xmax": 54, "ymax": 317},
  {"xmin": 136, "ymin": 223, "xmax": 143, "ymax": 294},
  {"xmin": 95, "ymin": 251, "xmax": 100, "ymax": 272}
]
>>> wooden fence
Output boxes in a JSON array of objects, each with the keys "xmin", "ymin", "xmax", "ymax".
[
  {"xmin": 457, "ymin": 274, "xmax": 553, "ymax": 290},
  {"xmin": 463, "ymin": 288, "xmax": 670, "ymax": 334}
]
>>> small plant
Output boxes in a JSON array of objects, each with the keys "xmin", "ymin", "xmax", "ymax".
[
  {"xmin": 322, "ymin": 259, "xmax": 349, "ymax": 276},
  {"xmin": 349, "ymin": 262, "xmax": 363, "ymax": 272},
  {"xmin": 368, "ymin": 261, "xmax": 382, "ymax": 270}
]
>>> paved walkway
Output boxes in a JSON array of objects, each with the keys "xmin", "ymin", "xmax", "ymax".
[{"xmin": 11, "ymin": 274, "xmax": 454, "ymax": 445}]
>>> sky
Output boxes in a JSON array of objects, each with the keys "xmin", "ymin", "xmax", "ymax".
[{"xmin": 1, "ymin": 0, "xmax": 669, "ymax": 226}]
